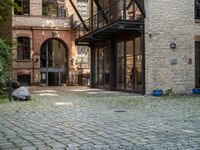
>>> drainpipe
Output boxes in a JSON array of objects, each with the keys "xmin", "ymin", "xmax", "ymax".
[{"xmin": 31, "ymin": 27, "xmax": 35, "ymax": 85}]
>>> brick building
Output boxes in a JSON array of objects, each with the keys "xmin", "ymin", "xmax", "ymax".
[
  {"xmin": 11, "ymin": 0, "xmax": 90, "ymax": 86},
  {"xmin": 75, "ymin": 0, "xmax": 200, "ymax": 94}
]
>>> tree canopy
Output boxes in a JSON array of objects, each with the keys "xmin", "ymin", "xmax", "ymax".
[
  {"xmin": 0, "ymin": 39, "xmax": 11, "ymax": 83},
  {"xmin": 0, "ymin": 0, "xmax": 19, "ymax": 22}
]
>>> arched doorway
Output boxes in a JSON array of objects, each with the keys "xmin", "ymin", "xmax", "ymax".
[{"xmin": 40, "ymin": 38, "xmax": 68, "ymax": 86}]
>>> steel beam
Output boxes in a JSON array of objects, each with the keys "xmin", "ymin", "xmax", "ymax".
[
  {"xmin": 94, "ymin": 0, "xmax": 109, "ymax": 23},
  {"xmin": 135, "ymin": 0, "xmax": 146, "ymax": 18},
  {"xmin": 69, "ymin": 0, "xmax": 89, "ymax": 31}
]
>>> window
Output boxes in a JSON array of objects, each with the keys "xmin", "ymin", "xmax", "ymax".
[
  {"xmin": 196, "ymin": 0, "xmax": 200, "ymax": 19},
  {"xmin": 77, "ymin": 0, "xmax": 88, "ymax": 20},
  {"xmin": 17, "ymin": 75, "xmax": 31, "ymax": 86},
  {"xmin": 14, "ymin": 0, "xmax": 30, "ymax": 15},
  {"xmin": 42, "ymin": 0, "xmax": 66, "ymax": 17},
  {"xmin": 17, "ymin": 37, "xmax": 30, "ymax": 60},
  {"xmin": 77, "ymin": 46, "xmax": 89, "ymax": 68}
]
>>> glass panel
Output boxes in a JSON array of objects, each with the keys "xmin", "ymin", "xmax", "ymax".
[
  {"xmin": 42, "ymin": 0, "xmax": 58, "ymax": 17},
  {"xmin": 196, "ymin": 0, "xmax": 200, "ymax": 19},
  {"xmin": 117, "ymin": 42, "xmax": 125, "ymax": 89},
  {"xmin": 135, "ymin": 37, "xmax": 142, "ymax": 92},
  {"xmin": 23, "ymin": 0, "xmax": 30, "ymax": 15},
  {"xmin": 126, "ymin": 40, "xmax": 134, "ymax": 90},
  {"xmin": 99, "ymin": 48, "xmax": 104, "ymax": 87},
  {"xmin": 58, "ymin": 4, "xmax": 66, "ymax": 17},
  {"xmin": 104, "ymin": 47, "xmax": 110, "ymax": 88},
  {"xmin": 17, "ymin": 37, "xmax": 30, "ymax": 60},
  {"xmin": 195, "ymin": 42, "xmax": 200, "ymax": 88},
  {"xmin": 14, "ymin": 0, "xmax": 30, "ymax": 15},
  {"xmin": 95, "ymin": 49, "xmax": 99, "ymax": 85}
]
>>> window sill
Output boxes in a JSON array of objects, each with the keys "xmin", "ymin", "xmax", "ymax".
[
  {"xmin": 41, "ymin": 15, "xmax": 68, "ymax": 19},
  {"xmin": 14, "ymin": 15, "xmax": 69, "ymax": 20},
  {"xmin": 16, "ymin": 60, "xmax": 31, "ymax": 62},
  {"xmin": 14, "ymin": 15, "xmax": 30, "ymax": 17}
]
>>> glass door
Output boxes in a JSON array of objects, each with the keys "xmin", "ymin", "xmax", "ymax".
[
  {"xmin": 134, "ymin": 37, "xmax": 142, "ymax": 92},
  {"xmin": 126, "ymin": 40, "xmax": 134, "ymax": 90},
  {"xmin": 117, "ymin": 42, "xmax": 125, "ymax": 89},
  {"xmin": 195, "ymin": 42, "xmax": 200, "ymax": 88}
]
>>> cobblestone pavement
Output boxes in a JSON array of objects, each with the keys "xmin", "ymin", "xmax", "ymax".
[{"xmin": 0, "ymin": 86, "xmax": 200, "ymax": 150}]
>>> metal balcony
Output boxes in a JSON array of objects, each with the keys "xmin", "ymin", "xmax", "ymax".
[{"xmin": 75, "ymin": 0, "xmax": 145, "ymax": 45}]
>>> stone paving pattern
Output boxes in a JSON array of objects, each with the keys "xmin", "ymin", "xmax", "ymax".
[{"xmin": 0, "ymin": 86, "xmax": 200, "ymax": 150}]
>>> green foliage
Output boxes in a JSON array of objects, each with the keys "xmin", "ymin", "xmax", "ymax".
[
  {"xmin": 0, "ymin": 0, "xmax": 21, "ymax": 22},
  {"xmin": 0, "ymin": 39, "xmax": 11, "ymax": 84},
  {"xmin": 165, "ymin": 87, "xmax": 175, "ymax": 96}
]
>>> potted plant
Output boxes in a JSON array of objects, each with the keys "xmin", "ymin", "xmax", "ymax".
[
  {"xmin": 165, "ymin": 87, "xmax": 174, "ymax": 96},
  {"xmin": 192, "ymin": 88, "xmax": 200, "ymax": 95},
  {"xmin": 152, "ymin": 89, "xmax": 163, "ymax": 96}
]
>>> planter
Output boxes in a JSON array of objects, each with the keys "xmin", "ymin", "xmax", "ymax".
[
  {"xmin": 192, "ymin": 88, "xmax": 200, "ymax": 95},
  {"xmin": 152, "ymin": 90, "xmax": 163, "ymax": 96}
]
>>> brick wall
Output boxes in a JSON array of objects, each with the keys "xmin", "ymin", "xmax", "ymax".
[
  {"xmin": 145, "ymin": 0, "xmax": 198, "ymax": 94},
  {"xmin": 11, "ymin": 0, "xmax": 79, "ymax": 85}
]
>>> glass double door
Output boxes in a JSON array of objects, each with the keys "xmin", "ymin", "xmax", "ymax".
[
  {"xmin": 40, "ymin": 39, "xmax": 67, "ymax": 86},
  {"xmin": 95, "ymin": 47, "xmax": 111, "ymax": 88},
  {"xmin": 116, "ymin": 37, "xmax": 142, "ymax": 93}
]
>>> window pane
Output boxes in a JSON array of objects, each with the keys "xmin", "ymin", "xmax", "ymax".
[
  {"xmin": 43, "ymin": 0, "xmax": 58, "ymax": 17},
  {"xmin": 17, "ymin": 37, "xmax": 30, "ymax": 60},
  {"xmin": 117, "ymin": 42, "xmax": 125, "ymax": 89},
  {"xmin": 135, "ymin": 37, "xmax": 142, "ymax": 92},
  {"xmin": 14, "ymin": 0, "xmax": 30, "ymax": 15},
  {"xmin": 196, "ymin": 0, "xmax": 200, "ymax": 19},
  {"xmin": 23, "ymin": 0, "xmax": 30, "ymax": 15},
  {"xmin": 126, "ymin": 40, "xmax": 134, "ymax": 90}
]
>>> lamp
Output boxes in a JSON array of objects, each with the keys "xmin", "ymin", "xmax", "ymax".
[
  {"xmin": 170, "ymin": 42, "xmax": 176, "ymax": 49},
  {"xmin": 52, "ymin": 31, "xmax": 57, "ymax": 37}
]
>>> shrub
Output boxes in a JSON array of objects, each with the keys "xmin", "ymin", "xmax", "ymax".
[{"xmin": 0, "ymin": 39, "xmax": 11, "ymax": 87}]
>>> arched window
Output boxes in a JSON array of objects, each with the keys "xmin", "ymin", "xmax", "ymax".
[
  {"xmin": 42, "ymin": 0, "xmax": 66, "ymax": 17},
  {"xmin": 14, "ymin": 0, "xmax": 30, "ymax": 15},
  {"xmin": 196, "ymin": 0, "xmax": 200, "ymax": 19},
  {"xmin": 17, "ymin": 37, "xmax": 30, "ymax": 60}
]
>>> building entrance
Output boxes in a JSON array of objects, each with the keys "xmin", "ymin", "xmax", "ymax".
[{"xmin": 40, "ymin": 39, "xmax": 68, "ymax": 86}]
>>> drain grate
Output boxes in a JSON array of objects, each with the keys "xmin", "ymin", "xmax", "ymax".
[{"xmin": 114, "ymin": 110, "xmax": 127, "ymax": 113}]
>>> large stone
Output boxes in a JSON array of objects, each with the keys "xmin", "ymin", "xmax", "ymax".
[{"xmin": 12, "ymin": 87, "xmax": 31, "ymax": 100}]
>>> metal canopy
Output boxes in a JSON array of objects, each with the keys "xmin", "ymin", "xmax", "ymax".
[{"xmin": 76, "ymin": 20, "xmax": 144, "ymax": 45}]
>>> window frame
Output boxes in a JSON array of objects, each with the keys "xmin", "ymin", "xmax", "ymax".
[
  {"xmin": 195, "ymin": 0, "xmax": 200, "ymax": 19},
  {"xmin": 14, "ymin": 0, "xmax": 30, "ymax": 16},
  {"xmin": 42, "ymin": 0, "xmax": 66, "ymax": 17},
  {"xmin": 17, "ymin": 37, "xmax": 31, "ymax": 61}
]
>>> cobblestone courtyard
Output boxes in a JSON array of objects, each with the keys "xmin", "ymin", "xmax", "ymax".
[{"xmin": 0, "ymin": 86, "xmax": 200, "ymax": 150}]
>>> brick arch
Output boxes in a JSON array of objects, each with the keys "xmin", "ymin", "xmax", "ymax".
[
  {"xmin": 16, "ymin": 34, "xmax": 32, "ymax": 39},
  {"xmin": 16, "ymin": 71, "xmax": 31, "ymax": 75},
  {"xmin": 40, "ymin": 38, "xmax": 69, "ymax": 67},
  {"xmin": 33, "ymin": 30, "xmax": 74, "ymax": 55}
]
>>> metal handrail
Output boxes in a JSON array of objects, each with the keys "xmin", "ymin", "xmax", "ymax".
[{"xmin": 75, "ymin": 0, "xmax": 143, "ymax": 39}]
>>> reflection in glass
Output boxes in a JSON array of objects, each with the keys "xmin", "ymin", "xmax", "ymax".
[
  {"xmin": 117, "ymin": 42, "xmax": 125, "ymax": 89},
  {"xmin": 94, "ymin": 47, "xmax": 110, "ymax": 88},
  {"xmin": 135, "ymin": 37, "xmax": 142, "ymax": 92},
  {"xmin": 126, "ymin": 40, "xmax": 134, "ymax": 90}
]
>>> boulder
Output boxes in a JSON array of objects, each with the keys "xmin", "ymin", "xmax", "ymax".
[{"xmin": 12, "ymin": 87, "xmax": 31, "ymax": 100}]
